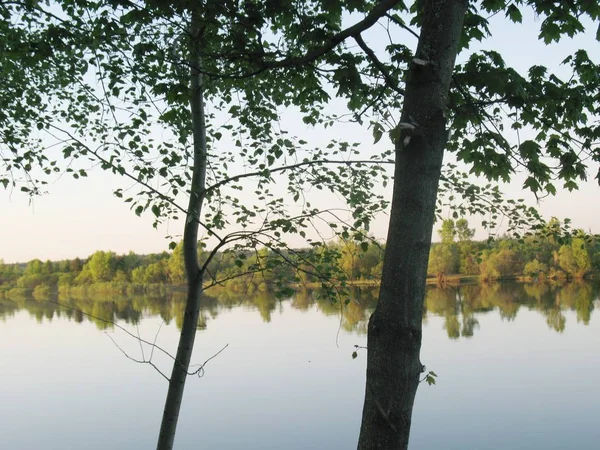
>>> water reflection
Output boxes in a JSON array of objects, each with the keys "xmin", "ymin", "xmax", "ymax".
[
  {"xmin": 1, "ymin": 281, "xmax": 598, "ymax": 337},
  {"xmin": 424, "ymin": 281, "xmax": 599, "ymax": 336}
]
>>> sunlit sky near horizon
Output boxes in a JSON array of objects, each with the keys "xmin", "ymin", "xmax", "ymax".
[{"xmin": 1, "ymin": 7, "xmax": 599, "ymax": 264}]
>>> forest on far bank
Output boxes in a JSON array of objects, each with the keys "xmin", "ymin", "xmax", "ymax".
[{"xmin": 1, "ymin": 218, "xmax": 599, "ymax": 301}]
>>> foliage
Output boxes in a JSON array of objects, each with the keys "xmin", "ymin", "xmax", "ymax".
[
  {"xmin": 448, "ymin": 1, "xmax": 600, "ymax": 195},
  {"xmin": 2, "ymin": 218, "xmax": 598, "ymax": 295},
  {"xmin": 337, "ymin": 235, "xmax": 384, "ymax": 281},
  {"xmin": 428, "ymin": 244, "xmax": 459, "ymax": 280},
  {"xmin": 2, "ymin": 0, "xmax": 596, "ymax": 260},
  {"xmin": 558, "ymin": 237, "xmax": 592, "ymax": 278},
  {"xmin": 455, "ymin": 218, "xmax": 475, "ymax": 242},
  {"xmin": 522, "ymin": 259, "xmax": 547, "ymax": 278},
  {"xmin": 86, "ymin": 251, "xmax": 117, "ymax": 283}
]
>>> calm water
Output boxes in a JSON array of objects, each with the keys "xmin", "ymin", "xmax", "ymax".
[{"xmin": 1, "ymin": 282, "xmax": 599, "ymax": 449}]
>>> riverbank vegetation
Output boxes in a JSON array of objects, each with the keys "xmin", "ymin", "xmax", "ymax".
[{"xmin": 1, "ymin": 219, "xmax": 598, "ymax": 301}]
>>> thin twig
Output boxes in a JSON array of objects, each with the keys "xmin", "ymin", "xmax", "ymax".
[
  {"xmin": 105, "ymin": 332, "xmax": 171, "ymax": 382},
  {"xmin": 189, "ymin": 343, "xmax": 229, "ymax": 377}
]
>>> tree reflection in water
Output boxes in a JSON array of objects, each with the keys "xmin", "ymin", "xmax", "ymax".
[{"xmin": 1, "ymin": 281, "xmax": 598, "ymax": 337}]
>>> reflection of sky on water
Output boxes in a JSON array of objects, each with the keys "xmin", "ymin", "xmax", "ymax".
[{"xmin": 1, "ymin": 283, "xmax": 599, "ymax": 449}]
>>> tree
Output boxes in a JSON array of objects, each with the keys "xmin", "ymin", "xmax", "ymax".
[
  {"xmin": 452, "ymin": 218, "xmax": 479, "ymax": 275},
  {"xmin": 523, "ymin": 259, "xmax": 547, "ymax": 278},
  {"xmin": 2, "ymin": 2, "xmax": 396, "ymax": 449},
  {"xmin": 428, "ymin": 244, "xmax": 458, "ymax": 281},
  {"xmin": 571, "ymin": 237, "xmax": 592, "ymax": 278},
  {"xmin": 455, "ymin": 218, "xmax": 475, "ymax": 242},
  {"xmin": 428, "ymin": 219, "xmax": 469, "ymax": 280},
  {"xmin": 357, "ymin": 4, "xmax": 469, "ymax": 446},
  {"xmin": 439, "ymin": 219, "xmax": 457, "ymax": 244},
  {"xmin": 131, "ymin": 261, "xmax": 169, "ymax": 284},
  {"xmin": 559, "ymin": 236, "xmax": 591, "ymax": 278},
  {"xmin": 357, "ymin": 1, "xmax": 598, "ymax": 448},
  {"xmin": 86, "ymin": 251, "xmax": 117, "ymax": 283},
  {"xmin": 338, "ymin": 235, "xmax": 383, "ymax": 281},
  {"xmin": 24, "ymin": 259, "xmax": 43, "ymax": 276},
  {"xmin": 167, "ymin": 242, "xmax": 186, "ymax": 286},
  {"xmin": 479, "ymin": 249, "xmax": 501, "ymax": 281}
]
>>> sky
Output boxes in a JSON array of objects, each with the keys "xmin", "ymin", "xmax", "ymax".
[{"xmin": 1, "ymin": 6, "xmax": 599, "ymax": 264}]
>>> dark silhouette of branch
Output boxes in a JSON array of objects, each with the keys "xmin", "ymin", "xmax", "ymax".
[
  {"xmin": 43, "ymin": 299, "xmax": 226, "ymax": 380},
  {"xmin": 353, "ymin": 34, "xmax": 405, "ymax": 96},
  {"xmin": 203, "ymin": 266, "xmax": 269, "ymax": 289},
  {"xmin": 353, "ymin": 84, "xmax": 389, "ymax": 123},
  {"xmin": 46, "ymin": 124, "xmax": 224, "ymax": 242},
  {"xmin": 149, "ymin": 320, "xmax": 165, "ymax": 362},
  {"xmin": 189, "ymin": 344, "xmax": 229, "ymax": 377},
  {"xmin": 451, "ymin": 78, "xmax": 530, "ymax": 173},
  {"xmin": 385, "ymin": 13, "xmax": 420, "ymax": 40},
  {"xmin": 105, "ymin": 331, "xmax": 171, "ymax": 382},
  {"xmin": 44, "ymin": 299, "xmax": 176, "ymax": 361},
  {"xmin": 188, "ymin": 0, "xmax": 404, "ymax": 79},
  {"xmin": 203, "ymin": 159, "xmax": 394, "ymax": 195},
  {"xmin": 136, "ymin": 324, "xmax": 146, "ymax": 361},
  {"xmin": 267, "ymin": 0, "xmax": 401, "ymax": 67}
]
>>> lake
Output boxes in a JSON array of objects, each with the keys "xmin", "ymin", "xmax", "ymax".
[{"xmin": 1, "ymin": 281, "xmax": 599, "ymax": 449}]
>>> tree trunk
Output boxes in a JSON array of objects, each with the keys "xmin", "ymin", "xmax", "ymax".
[
  {"xmin": 357, "ymin": 1, "xmax": 468, "ymax": 449},
  {"xmin": 156, "ymin": 11, "xmax": 207, "ymax": 450}
]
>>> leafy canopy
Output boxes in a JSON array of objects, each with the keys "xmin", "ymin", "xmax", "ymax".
[{"xmin": 1, "ymin": 0, "xmax": 598, "ymax": 255}]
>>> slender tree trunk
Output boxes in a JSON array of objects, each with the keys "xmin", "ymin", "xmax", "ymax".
[
  {"xmin": 357, "ymin": 1, "xmax": 468, "ymax": 449},
  {"xmin": 156, "ymin": 11, "xmax": 207, "ymax": 450}
]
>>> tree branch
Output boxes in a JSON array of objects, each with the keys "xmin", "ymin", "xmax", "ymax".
[
  {"xmin": 188, "ymin": 344, "xmax": 229, "ymax": 377},
  {"xmin": 385, "ymin": 13, "xmax": 420, "ymax": 40},
  {"xmin": 191, "ymin": 0, "xmax": 404, "ymax": 79},
  {"xmin": 353, "ymin": 33, "xmax": 405, "ymax": 96},
  {"xmin": 203, "ymin": 159, "xmax": 394, "ymax": 196},
  {"xmin": 46, "ymin": 124, "xmax": 224, "ymax": 243}
]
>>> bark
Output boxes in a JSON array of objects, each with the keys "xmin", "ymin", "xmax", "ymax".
[
  {"xmin": 156, "ymin": 11, "xmax": 207, "ymax": 450},
  {"xmin": 357, "ymin": 1, "xmax": 468, "ymax": 449}
]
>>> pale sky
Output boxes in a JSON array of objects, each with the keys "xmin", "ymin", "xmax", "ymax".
[{"xmin": 1, "ymin": 8, "xmax": 598, "ymax": 264}]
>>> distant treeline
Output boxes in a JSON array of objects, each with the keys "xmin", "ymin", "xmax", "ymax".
[
  {"xmin": 427, "ymin": 218, "xmax": 600, "ymax": 282},
  {"xmin": 1, "ymin": 219, "xmax": 599, "ymax": 300},
  {"xmin": 0, "ymin": 240, "xmax": 324, "ymax": 300}
]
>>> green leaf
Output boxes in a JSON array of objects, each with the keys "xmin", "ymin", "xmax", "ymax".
[
  {"xmin": 373, "ymin": 123, "xmax": 383, "ymax": 144},
  {"xmin": 505, "ymin": 4, "xmax": 522, "ymax": 23}
]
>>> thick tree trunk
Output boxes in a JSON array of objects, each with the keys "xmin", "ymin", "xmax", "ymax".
[
  {"xmin": 156, "ymin": 12, "xmax": 207, "ymax": 450},
  {"xmin": 357, "ymin": 1, "xmax": 468, "ymax": 449}
]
